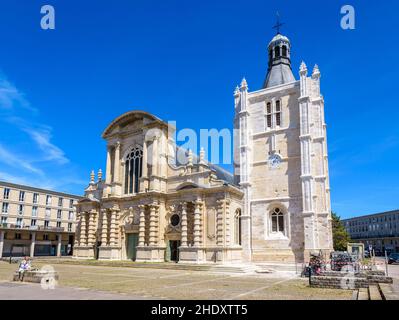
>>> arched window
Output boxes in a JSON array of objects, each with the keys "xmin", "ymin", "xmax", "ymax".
[
  {"xmin": 282, "ymin": 45, "xmax": 287, "ymax": 57},
  {"xmin": 274, "ymin": 46, "xmax": 280, "ymax": 58},
  {"xmin": 124, "ymin": 146, "xmax": 143, "ymax": 194},
  {"xmin": 234, "ymin": 209, "xmax": 242, "ymax": 245},
  {"xmin": 271, "ymin": 207, "xmax": 284, "ymax": 233}
]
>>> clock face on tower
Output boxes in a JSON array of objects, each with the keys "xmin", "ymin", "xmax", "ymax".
[{"xmin": 269, "ymin": 154, "xmax": 282, "ymax": 169}]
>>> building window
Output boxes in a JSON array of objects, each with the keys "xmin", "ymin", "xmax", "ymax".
[
  {"xmin": 32, "ymin": 206, "xmax": 38, "ymax": 217},
  {"xmin": 69, "ymin": 199, "xmax": 74, "ymax": 208},
  {"xmin": 57, "ymin": 210, "xmax": 62, "ymax": 220},
  {"xmin": 282, "ymin": 45, "xmax": 287, "ymax": 57},
  {"xmin": 43, "ymin": 234, "xmax": 49, "ymax": 241},
  {"xmin": 58, "ymin": 197, "xmax": 63, "ymax": 207},
  {"xmin": 275, "ymin": 100, "xmax": 281, "ymax": 127},
  {"xmin": 234, "ymin": 209, "xmax": 242, "ymax": 245},
  {"xmin": 45, "ymin": 208, "xmax": 51, "ymax": 218},
  {"xmin": 3, "ymin": 188, "xmax": 10, "ymax": 199},
  {"xmin": 68, "ymin": 223, "xmax": 72, "ymax": 232},
  {"xmin": 44, "ymin": 220, "xmax": 50, "ymax": 228},
  {"xmin": 31, "ymin": 219, "xmax": 36, "ymax": 226},
  {"xmin": 170, "ymin": 214, "xmax": 180, "ymax": 227},
  {"xmin": 266, "ymin": 103, "xmax": 272, "ymax": 128},
  {"xmin": 124, "ymin": 146, "xmax": 143, "ymax": 195},
  {"xmin": 1, "ymin": 202, "xmax": 9, "ymax": 214},
  {"xmin": 46, "ymin": 195, "xmax": 52, "ymax": 206},
  {"xmin": 16, "ymin": 218, "xmax": 23, "ymax": 228},
  {"xmin": 56, "ymin": 221, "xmax": 61, "ymax": 228},
  {"xmin": 33, "ymin": 193, "xmax": 39, "ymax": 204},
  {"xmin": 68, "ymin": 211, "xmax": 74, "ymax": 220},
  {"xmin": 15, "ymin": 233, "xmax": 21, "ymax": 240},
  {"xmin": 1, "ymin": 216, "xmax": 7, "ymax": 225},
  {"xmin": 271, "ymin": 207, "xmax": 284, "ymax": 233},
  {"xmin": 274, "ymin": 46, "xmax": 280, "ymax": 58},
  {"xmin": 18, "ymin": 204, "xmax": 24, "ymax": 215},
  {"xmin": 19, "ymin": 191, "xmax": 25, "ymax": 202},
  {"xmin": 265, "ymin": 100, "xmax": 282, "ymax": 129}
]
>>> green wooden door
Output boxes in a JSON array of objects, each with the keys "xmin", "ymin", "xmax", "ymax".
[{"xmin": 127, "ymin": 233, "xmax": 138, "ymax": 261}]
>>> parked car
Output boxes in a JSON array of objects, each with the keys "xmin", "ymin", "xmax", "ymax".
[{"xmin": 388, "ymin": 253, "xmax": 399, "ymax": 264}]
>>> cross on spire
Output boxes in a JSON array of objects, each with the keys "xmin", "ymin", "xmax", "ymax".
[{"xmin": 272, "ymin": 12, "xmax": 285, "ymax": 34}]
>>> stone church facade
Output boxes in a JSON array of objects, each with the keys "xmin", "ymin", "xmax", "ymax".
[{"xmin": 74, "ymin": 32, "xmax": 333, "ymax": 263}]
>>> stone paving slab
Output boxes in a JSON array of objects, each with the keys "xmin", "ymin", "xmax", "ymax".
[{"xmin": 0, "ymin": 281, "xmax": 154, "ymax": 300}]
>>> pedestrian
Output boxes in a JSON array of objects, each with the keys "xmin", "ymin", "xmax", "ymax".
[{"xmin": 18, "ymin": 256, "xmax": 31, "ymax": 281}]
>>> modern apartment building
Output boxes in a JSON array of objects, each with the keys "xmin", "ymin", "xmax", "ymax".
[
  {"xmin": 342, "ymin": 210, "xmax": 399, "ymax": 255},
  {"xmin": 0, "ymin": 181, "xmax": 83, "ymax": 258}
]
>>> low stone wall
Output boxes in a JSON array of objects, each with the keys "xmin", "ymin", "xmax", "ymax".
[
  {"xmin": 13, "ymin": 270, "xmax": 59, "ymax": 284},
  {"xmin": 310, "ymin": 271, "xmax": 393, "ymax": 289}
]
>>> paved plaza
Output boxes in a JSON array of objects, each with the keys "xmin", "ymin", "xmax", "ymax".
[{"xmin": 0, "ymin": 260, "xmax": 354, "ymax": 300}]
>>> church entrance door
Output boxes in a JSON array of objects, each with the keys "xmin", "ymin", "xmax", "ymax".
[
  {"xmin": 126, "ymin": 233, "xmax": 138, "ymax": 261},
  {"xmin": 169, "ymin": 240, "xmax": 180, "ymax": 262}
]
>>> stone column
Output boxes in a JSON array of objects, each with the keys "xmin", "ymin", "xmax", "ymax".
[
  {"xmin": 87, "ymin": 211, "xmax": 96, "ymax": 247},
  {"xmin": 30, "ymin": 232, "xmax": 36, "ymax": 258},
  {"xmin": 216, "ymin": 200, "xmax": 225, "ymax": 246},
  {"xmin": 142, "ymin": 141, "xmax": 148, "ymax": 178},
  {"xmin": 149, "ymin": 204, "xmax": 158, "ymax": 246},
  {"xmin": 109, "ymin": 209, "xmax": 117, "ymax": 246},
  {"xmin": 101, "ymin": 209, "xmax": 108, "ymax": 246},
  {"xmin": 181, "ymin": 202, "xmax": 188, "ymax": 247},
  {"xmin": 105, "ymin": 146, "xmax": 112, "ymax": 184},
  {"xmin": 113, "ymin": 142, "xmax": 121, "ymax": 183},
  {"xmin": 57, "ymin": 233, "xmax": 62, "ymax": 257},
  {"xmin": 224, "ymin": 200, "xmax": 231, "ymax": 246},
  {"xmin": 80, "ymin": 213, "xmax": 87, "ymax": 246},
  {"xmin": 193, "ymin": 200, "xmax": 203, "ymax": 247},
  {"xmin": 0, "ymin": 231, "xmax": 4, "ymax": 259},
  {"xmin": 138, "ymin": 205, "xmax": 146, "ymax": 246}
]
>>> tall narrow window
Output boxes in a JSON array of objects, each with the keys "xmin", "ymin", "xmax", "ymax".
[
  {"xmin": 1, "ymin": 203, "xmax": 9, "ymax": 214},
  {"xmin": 19, "ymin": 191, "xmax": 25, "ymax": 202},
  {"xmin": 282, "ymin": 45, "xmax": 287, "ymax": 57},
  {"xmin": 275, "ymin": 100, "xmax": 281, "ymax": 127},
  {"xmin": 234, "ymin": 209, "xmax": 242, "ymax": 245},
  {"xmin": 3, "ymin": 188, "xmax": 10, "ymax": 199},
  {"xmin": 33, "ymin": 193, "xmax": 39, "ymax": 204},
  {"xmin": 124, "ymin": 146, "xmax": 143, "ymax": 194},
  {"xmin": 266, "ymin": 102, "xmax": 272, "ymax": 128},
  {"xmin": 274, "ymin": 46, "xmax": 280, "ymax": 58},
  {"xmin": 46, "ymin": 195, "xmax": 52, "ymax": 206},
  {"xmin": 271, "ymin": 207, "xmax": 284, "ymax": 233}
]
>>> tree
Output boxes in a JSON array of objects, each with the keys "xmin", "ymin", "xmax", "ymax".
[{"xmin": 332, "ymin": 212, "xmax": 351, "ymax": 251}]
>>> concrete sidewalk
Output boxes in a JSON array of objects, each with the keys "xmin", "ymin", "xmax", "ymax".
[{"xmin": 0, "ymin": 281, "xmax": 156, "ymax": 300}]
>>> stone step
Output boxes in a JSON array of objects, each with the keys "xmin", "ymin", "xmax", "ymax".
[
  {"xmin": 358, "ymin": 288, "xmax": 369, "ymax": 300},
  {"xmin": 368, "ymin": 285, "xmax": 383, "ymax": 300}
]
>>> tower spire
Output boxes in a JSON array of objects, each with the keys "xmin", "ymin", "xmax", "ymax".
[{"xmin": 272, "ymin": 12, "xmax": 285, "ymax": 35}]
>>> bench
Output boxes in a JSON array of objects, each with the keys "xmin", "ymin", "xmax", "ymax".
[{"xmin": 13, "ymin": 270, "xmax": 59, "ymax": 284}]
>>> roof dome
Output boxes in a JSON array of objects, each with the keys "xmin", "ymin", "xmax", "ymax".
[{"xmin": 268, "ymin": 33, "xmax": 290, "ymax": 48}]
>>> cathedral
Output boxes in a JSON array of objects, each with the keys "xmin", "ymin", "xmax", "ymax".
[{"xmin": 73, "ymin": 31, "xmax": 333, "ymax": 264}]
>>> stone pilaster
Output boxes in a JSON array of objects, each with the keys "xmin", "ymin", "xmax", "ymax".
[
  {"xmin": 113, "ymin": 141, "xmax": 120, "ymax": 184},
  {"xmin": 224, "ymin": 200, "xmax": 231, "ymax": 246},
  {"xmin": 181, "ymin": 202, "xmax": 188, "ymax": 247},
  {"xmin": 87, "ymin": 211, "xmax": 97, "ymax": 247},
  {"xmin": 101, "ymin": 209, "xmax": 108, "ymax": 246},
  {"xmin": 193, "ymin": 200, "xmax": 203, "ymax": 247},
  {"xmin": 149, "ymin": 204, "xmax": 159, "ymax": 246},
  {"xmin": 80, "ymin": 213, "xmax": 87, "ymax": 246},
  {"xmin": 109, "ymin": 209, "xmax": 119, "ymax": 246},
  {"xmin": 138, "ymin": 205, "xmax": 146, "ymax": 246},
  {"xmin": 216, "ymin": 200, "xmax": 225, "ymax": 246}
]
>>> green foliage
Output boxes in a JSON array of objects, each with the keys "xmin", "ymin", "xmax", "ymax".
[{"xmin": 332, "ymin": 212, "xmax": 351, "ymax": 251}]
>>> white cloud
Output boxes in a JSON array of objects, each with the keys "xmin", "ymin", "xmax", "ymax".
[
  {"xmin": 23, "ymin": 127, "xmax": 69, "ymax": 164},
  {"xmin": 0, "ymin": 144, "xmax": 43, "ymax": 175},
  {"xmin": 0, "ymin": 75, "xmax": 36, "ymax": 112}
]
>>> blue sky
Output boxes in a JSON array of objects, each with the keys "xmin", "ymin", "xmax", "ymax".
[{"xmin": 0, "ymin": 0, "xmax": 398, "ymax": 218}]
